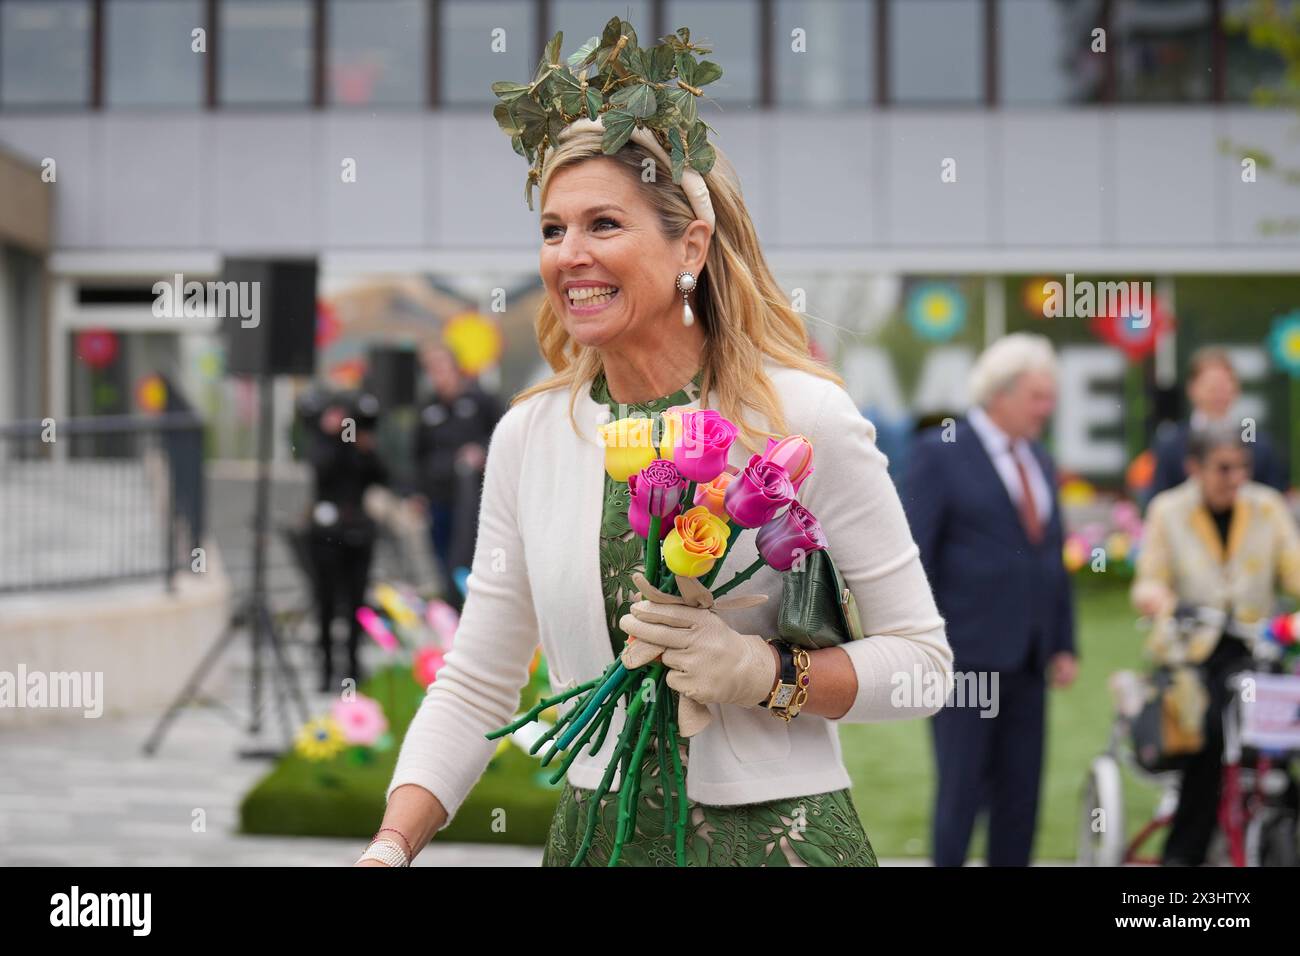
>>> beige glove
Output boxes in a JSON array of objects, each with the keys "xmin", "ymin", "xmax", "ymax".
[{"xmin": 619, "ymin": 572, "xmax": 774, "ymax": 737}]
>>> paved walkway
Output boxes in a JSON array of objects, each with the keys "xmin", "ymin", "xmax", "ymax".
[{"xmin": 0, "ymin": 663, "xmax": 540, "ymax": 867}]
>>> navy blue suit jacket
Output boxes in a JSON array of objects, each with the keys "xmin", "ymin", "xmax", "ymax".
[{"xmin": 901, "ymin": 420, "xmax": 1076, "ymax": 674}]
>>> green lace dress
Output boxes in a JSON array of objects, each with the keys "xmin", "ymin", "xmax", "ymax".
[{"xmin": 539, "ymin": 368, "xmax": 878, "ymax": 867}]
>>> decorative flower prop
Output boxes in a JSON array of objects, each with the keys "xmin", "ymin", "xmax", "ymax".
[
  {"xmin": 357, "ymin": 606, "xmax": 399, "ymax": 652},
  {"xmin": 413, "ymin": 645, "xmax": 447, "ymax": 689},
  {"xmin": 331, "ymin": 694, "xmax": 388, "ymax": 747},
  {"xmin": 755, "ymin": 501, "xmax": 827, "ymax": 572},
  {"xmin": 628, "ymin": 460, "xmax": 686, "ymax": 540},
  {"xmin": 659, "ymin": 408, "xmax": 738, "ymax": 483},
  {"xmin": 662, "ymin": 505, "xmax": 731, "ymax": 577},
  {"xmin": 724, "ymin": 453, "xmax": 796, "ymax": 528},
  {"xmin": 295, "ymin": 716, "xmax": 347, "ymax": 761},
  {"xmin": 761, "ymin": 434, "xmax": 814, "ymax": 494},
  {"xmin": 693, "ymin": 467, "xmax": 736, "ymax": 519},
  {"xmin": 489, "ymin": 397, "xmax": 840, "ymax": 867},
  {"xmin": 1269, "ymin": 311, "xmax": 1300, "ymax": 377},
  {"xmin": 598, "ymin": 416, "xmax": 657, "ymax": 482}
]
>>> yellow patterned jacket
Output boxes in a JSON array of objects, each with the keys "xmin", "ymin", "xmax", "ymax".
[{"xmin": 1133, "ymin": 480, "xmax": 1300, "ymax": 661}]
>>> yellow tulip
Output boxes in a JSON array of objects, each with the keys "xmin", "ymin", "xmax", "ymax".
[
  {"xmin": 662, "ymin": 505, "xmax": 731, "ymax": 578},
  {"xmin": 658, "ymin": 408, "xmax": 686, "ymax": 460},
  {"xmin": 598, "ymin": 416, "xmax": 657, "ymax": 482}
]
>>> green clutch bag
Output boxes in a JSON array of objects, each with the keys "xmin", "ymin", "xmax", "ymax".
[{"xmin": 775, "ymin": 548, "xmax": 865, "ymax": 650}]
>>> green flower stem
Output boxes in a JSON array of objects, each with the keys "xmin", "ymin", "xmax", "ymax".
[
  {"xmin": 571, "ymin": 684, "xmax": 646, "ymax": 867},
  {"xmin": 485, "ymin": 677, "xmax": 600, "ymax": 740},
  {"xmin": 656, "ymin": 673, "xmax": 672, "ymax": 835},
  {"xmin": 646, "ymin": 515, "xmax": 662, "ymax": 583},
  {"xmin": 711, "ymin": 556, "xmax": 765, "ymax": 598},
  {"xmin": 666, "ymin": 694, "xmax": 688, "ymax": 865},
  {"xmin": 700, "ymin": 519, "xmax": 744, "ymax": 590},
  {"xmin": 556, "ymin": 659, "xmax": 625, "ymax": 749},
  {"xmin": 610, "ymin": 673, "xmax": 659, "ymax": 865},
  {"xmin": 527, "ymin": 697, "xmax": 584, "ymax": 756},
  {"xmin": 546, "ymin": 668, "xmax": 638, "ymax": 778}
]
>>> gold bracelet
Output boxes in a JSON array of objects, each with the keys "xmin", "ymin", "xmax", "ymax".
[{"xmin": 786, "ymin": 647, "xmax": 811, "ymax": 719}]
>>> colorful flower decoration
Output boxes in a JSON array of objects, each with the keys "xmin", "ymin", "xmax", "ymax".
[
  {"xmin": 135, "ymin": 374, "xmax": 168, "ymax": 413},
  {"xmin": 1268, "ymin": 310, "xmax": 1300, "ymax": 377},
  {"xmin": 1059, "ymin": 477, "xmax": 1097, "ymax": 508},
  {"xmin": 1089, "ymin": 292, "xmax": 1173, "ymax": 362},
  {"xmin": 413, "ymin": 645, "xmax": 447, "ymax": 689},
  {"xmin": 75, "ymin": 329, "xmax": 120, "ymax": 370},
  {"xmin": 443, "ymin": 312, "xmax": 503, "ymax": 376},
  {"xmin": 906, "ymin": 282, "xmax": 966, "ymax": 342},
  {"xmin": 331, "ymin": 695, "xmax": 388, "ymax": 747},
  {"xmin": 295, "ymin": 716, "xmax": 347, "ymax": 761},
  {"xmin": 1022, "ymin": 277, "xmax": 1055, "ymax": 318}
]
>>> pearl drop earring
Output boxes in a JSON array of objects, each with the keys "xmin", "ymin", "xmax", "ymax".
[{"xmin": 675, "ymin": 271, "xmax": 696, "ymax": 327}]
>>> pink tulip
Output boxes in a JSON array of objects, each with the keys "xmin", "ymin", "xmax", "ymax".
[
  {"xmin": 762, "ymin": 434, "xmax": 815, "ymax": 493},
  {"xmin": 628, "ymin": 459, "xmax": 685, "ymax": 539},
  {"xmin": 356, "ymin": 606, "xmax": 398, "ymax": 652}
]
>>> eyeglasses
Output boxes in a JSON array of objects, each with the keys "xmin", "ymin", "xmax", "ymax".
[{"xmin": 1210, "ymin": 462, "xmax": 1250, "ymax": 477}]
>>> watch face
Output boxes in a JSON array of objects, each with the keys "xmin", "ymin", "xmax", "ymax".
[{"xmin": 772, "ymin": 685, "xmax": 796, "ymax": 708}]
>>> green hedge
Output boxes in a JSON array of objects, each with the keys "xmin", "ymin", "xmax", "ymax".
[{"xmin": 239, "ymin": 665, "xmax": 561, "ymax": 845}]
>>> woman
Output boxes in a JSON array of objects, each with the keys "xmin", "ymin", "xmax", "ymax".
[{"xmin": 359, "ymin": 25, "xmax": 951, "ymax": 868}]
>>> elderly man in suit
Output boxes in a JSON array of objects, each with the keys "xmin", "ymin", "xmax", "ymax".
[
  {"xmin": 1149, "ymin": 346, "xmax": 1286, "ymax": 500},
  {"xmin": 903, "ymin": 333, "xmax": 1078, "ymax": 866}
]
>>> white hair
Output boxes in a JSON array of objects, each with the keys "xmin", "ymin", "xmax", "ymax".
[{"xmin": 969, "ymin": 333, "xmax": 1058, "ymax": 407}]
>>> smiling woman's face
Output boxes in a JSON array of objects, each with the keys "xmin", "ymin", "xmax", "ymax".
[{"xmin": 539, "ymin": 158, "xmax": 690, "ymax": 351}]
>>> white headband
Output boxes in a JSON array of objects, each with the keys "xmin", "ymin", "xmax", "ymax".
[{"xmin": 558, "ymin": 117, "xmax": 716, "ymax": 230}]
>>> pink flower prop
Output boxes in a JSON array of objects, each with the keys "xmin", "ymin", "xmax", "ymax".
[
  {"xmin": 331, "ymin": 694, "xmax": 388, "ymax": 746},
  {"xmin": 356, "ymin": 606, "xmax": 398, "ymax": 652},
  {"xmin": 723, "ymin": 454, "xmax": 795, "ymax": 528},
  {"xmin": 425, "ymin": 599, "xmax": 460, "ymax": 648},
  {"xmin": 662, "ymin": 409, "xmax": 738, "ymax": 484},
  {"xmin": 761, "ymin": 435, "xmax": 815, "ymax": 493},
  {"xmin": 755, "ymin": 501, "xmax": 828, "ymax": 572},
  {"xmin": 628, "ymin": 459, "xmax": 686, "ymax": 539},
  {"xmin": 413, "ymin": 645, "xmax": 447, "ymax": 689}
]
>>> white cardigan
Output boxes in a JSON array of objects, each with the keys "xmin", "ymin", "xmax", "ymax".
[{"xmin": 388, "ymin": 361, "xmax": 952, "ymax": 830}]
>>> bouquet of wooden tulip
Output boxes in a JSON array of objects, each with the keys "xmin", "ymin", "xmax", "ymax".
[{"xmin": 487, "ymin": 406, "xmax": 824, "ymax": 866}]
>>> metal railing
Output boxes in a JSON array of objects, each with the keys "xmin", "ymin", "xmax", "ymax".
[{"xmin": 0, "ymin": 412, "xmax": 205, "ymax": 594}]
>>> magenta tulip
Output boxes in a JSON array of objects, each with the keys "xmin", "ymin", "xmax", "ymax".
[
  {"xmin": 628, "ymin": 459, "xmax": 686, "ymax": 540},
  {"xmin": 756, "ymin": 501, "xmax": 828, "ymax": 571},
  {"xmin": 723, "ymin": 454, "xmax": 795, "ymax": 528}
]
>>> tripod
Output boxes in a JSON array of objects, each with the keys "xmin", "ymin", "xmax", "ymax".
[{"xmin": 143, "ymin": 373, "xmax": 310, "ymax": 758}]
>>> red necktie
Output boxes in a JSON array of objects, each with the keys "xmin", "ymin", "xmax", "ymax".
[{"xmin": 1011, "ymin": 442, "xmax": 1044, "ymax": 545}]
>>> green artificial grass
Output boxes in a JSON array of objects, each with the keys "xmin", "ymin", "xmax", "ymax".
[
  {"xmin": 243, "ymin": 582, "xmax": 1161, "ymax": 860},
  {"xmin": 840, "ymin": 578, "xmax": 1161, "ymax": 862},
  {"xmin": 239, "ymin": 665, "xmax": 562, "ymax": 845}
]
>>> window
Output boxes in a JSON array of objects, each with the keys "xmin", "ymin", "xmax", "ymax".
[
  {"xmin": 888, "ymin": 0, "xmax": 983, "ymax": 104},
  {"xmin": 551, "ymin": 0, "xmax": 652, "ymax": 50},
  {"xmin": 1224, "ymin": 0, "xmax": 1297, "ymax": 103},
  {"xmin": 106, "ymin": 0, "xmax": 204, "ymax": 107},
  {"xmin": 1114, "ymin": 0, "xmax": 1213, "ymax": 102},
  {"xmin": 665, "ymin": 0, "xmax": 761, "ymax": 106},
  {"xmin": 440, "ymin": 0, "xmax": 534, "ymax": 106},
  {"xmin": 774, "ymin": 0, "xmax": 873, "ymax": 107},
  {"xmin": 998, "ymin": 0, "xmax": 1106, "ymax": 105},
  {"xmin": 328, "ymin": 0, "xmax": 426, "ymax": 106},
  {"xmin": 0, "ymin": 0, "xmax": 91, "ymax": 108},
  {"xmin": 219, "ymin": 0, "xmax": 313, "ymax": 106}
]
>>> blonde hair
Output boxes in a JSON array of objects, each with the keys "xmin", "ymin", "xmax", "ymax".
[{"xmin": 509, "ymin": 128, "xmax": 841, "ymax": 454}]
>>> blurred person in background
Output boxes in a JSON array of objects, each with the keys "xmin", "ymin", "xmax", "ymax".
[
  {"xmin": 411, "ymin": 343, "xmax": 501, "ymax": 612},
  {"xmin": 1132, "ymin": 423, "xmax": 1300, "ymax": 865},
  {"xmin": 1149, "ymin": 346, "xmax": 1286, "ymax": 500},
  {"xmin": 903, "ymin": 333, "xmax": 1077, "ymax": 866},
  {"xmin": 306, "ymin": 391, "xmax": 389, "ymax": 692}
]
